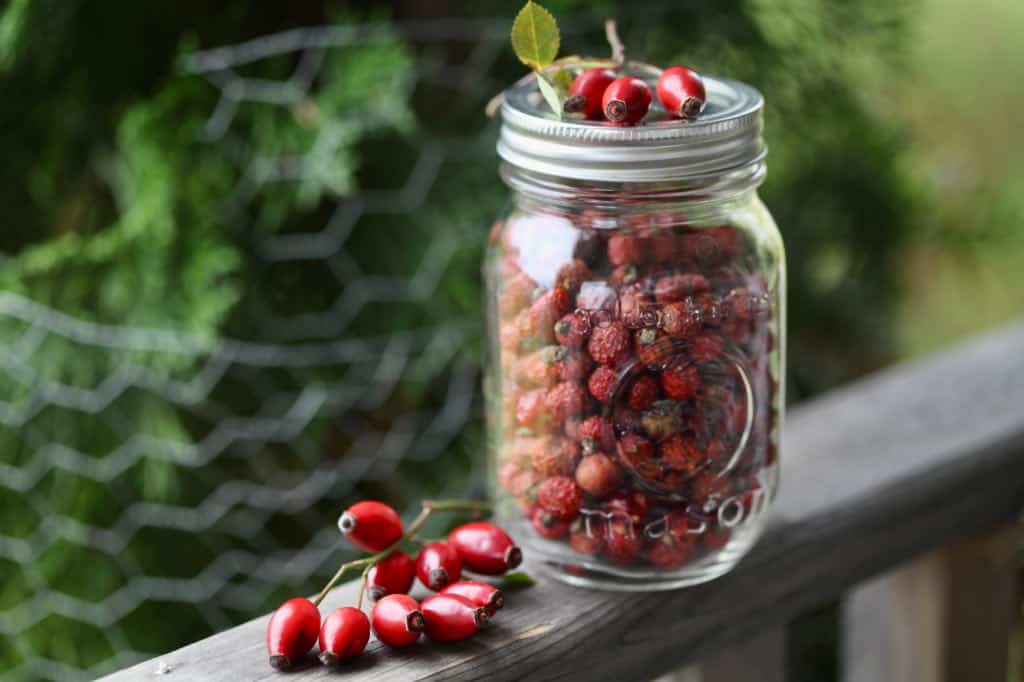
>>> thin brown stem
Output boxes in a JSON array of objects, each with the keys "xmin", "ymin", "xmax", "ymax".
[
  {"xmin": 605, "ymin": 20, "xmax": 626, "ymax": 67},
  {"xmin": 313, "ymin": 499, "xmax": 491, "ymax": 606}
]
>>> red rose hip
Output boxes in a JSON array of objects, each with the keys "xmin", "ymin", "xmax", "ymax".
[
  {"xmin": 266, "ymin": 597, "xmax": 320, "ymax": 670},
  {"xmin": 656, "ymin": 65, "xmax": 706, "ymax": 120},
  {"xmin": 602, "ymin": 76, "xmax": 653, "ymax": 125},
  {"xmin": 565, "ymin": 68, "xmax": 617, "ymax": 119},
  {"xmin": 366, "ymin": 551, "xmax": 416, "ymax": 601},
  {"xmin": 338, "ymin": 500, "xmax": 403, "ymax": 552},
  {"xmin": 440, "ymin": 580, "xmax": 505, "ymax": 614},
  {"xmin": 421, "ymin": 593, "xmax": 490, "ymax": 642},
  {"xmin": 448, "ymin": 522, "xmax": 523, "ymax": 575},
  {"xmin": 416, "ymin": 541, "xmax": 463, "ymax": 591},
  {"xmin": 371, "ymin": 594, "xmax": 425, "ymax": 648},
  {"xmin": 318, "ymin": 606, "xmax": 370, "ymax": 666}
]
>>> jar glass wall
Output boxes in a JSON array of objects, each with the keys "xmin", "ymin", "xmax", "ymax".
[{"xmin": 484, "ymin": 165, "xmax": 784, "ymax": 590}]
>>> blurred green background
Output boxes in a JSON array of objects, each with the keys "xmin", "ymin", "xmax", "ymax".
[{"xmin": 0, "ymin": 0, "xmax": 1020, "ymax": 680}]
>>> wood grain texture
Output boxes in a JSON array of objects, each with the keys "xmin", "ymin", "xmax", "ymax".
[
  {"xmin": 844, "ymin": 527, "xmax": 1022, "ymax": 682},
  {"xmin": 101, "ymin": 321, "xmax": 1024, "ymax": 682}
]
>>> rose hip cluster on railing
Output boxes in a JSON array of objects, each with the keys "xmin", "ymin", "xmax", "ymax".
[{"xmin": 265, "ymin": 499, "xmax": 522, "ymax": 671}]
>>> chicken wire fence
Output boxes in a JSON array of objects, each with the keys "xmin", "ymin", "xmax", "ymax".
[{"xmin": 0, "ymin": 17, "xmax": 533, "ymax": 681}]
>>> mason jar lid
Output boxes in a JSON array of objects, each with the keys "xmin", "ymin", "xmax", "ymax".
[{"xmin": 497, "ymin": 73, "xmax": 764, "ymax": 183}]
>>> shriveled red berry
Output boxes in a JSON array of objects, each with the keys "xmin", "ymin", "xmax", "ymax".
[
  {"xmin": 609, "ymin": 263, "xmax": 640, "ymax": 288},
  {"xmin": 267, "ymin": 598, "xmax": 320, "ymax": 670},
  {"xmin": 662, "ymin": 300, "xmax": 701, "ymax": 339},
  {"xmin": 660, "ymin": 358, "xmax": 701, "ymax": 400},
  {"xmin": 537, "ymin": 475, "xmax": 583, "ymax": 521},
  {"xmin": 572, "ymin": 414, "xmax": 617, "ymax": 453},
  {"xmin": 448, "ymin": 522, "xmax": 522, "ymax": 575},
  {"xmin": 656, "ymin": 65, "xmax": 706, "ymax": 120},
  {"xmin": 531, "ymin": 507, "xmax": 570, "ymax": 538},
  {"xmin": 557, "ymin": 350, "xmax": 594, "ymax": 383},
  {"xmin": 555, "ymin": 258, "xmax": 592, "ymax": 294},
  {"xmin": 366, "ymin": 551, "xmax": 416, "ymax": 602},
  {"xmin": 635, "ymin": 328, "xmax": 674, "ymax": 366},
  {"xmin": 544, "ymin": 381, "xmax": 591, "ymax": 423},
  {"xmin": 588, "ymin": 365, "xmax": 619, "ymax": 403},
  {"xmin": 568, "ymin": 517, "xmax": 606, "ymax": 555},
  {"xmin": 613, "ymin": 404, "xmax": 644, "ymax": 434},
  {"xmin": 619, "ymin": 287, "xmax": 652, "ymax": 327},
  {"xmin": 516, "ymin": 287, "xmax": 572, "ymax": 343},
  {"xmin": 565, "ymin": 68, "xmax": 617, "ymax": 119},
  {"xmin": 338, "ymin": 501, "xmax": 403, "ymax": 552},
  {"xmin": 603, "ymin": 76, "xmax": 653, "ymax": 125},
  {"xmin": 660, "ymin": 434, "xmax": 704, "ymax": 476},
  {"xmin": 604, "ymin": 490, "xmax": 650, "ymax": 524},
  {"xmin": 627, "ymin": 374, "xmax": 660, "ymax": 410},
  {"xmin": 318, "ymin": 606, "xmax": 370, "ymax": 666},
  {"xmin": 515, "ymin": 388, "xmax": 552, "ymax": 432},
  {"xmin": 654, "ymin": 273, "xmax": 710, "ymax": 303},
  {"xmin": 371, "ymin": 594, "xmax": 424, "ymax": 648},
  {"xmin": 588, "ymin": 322, "xmax": 631, "ymax": 366},
  {"xmin": 605, "ymin": 519, "xmax": 644, "ymax": 562},
  {"xmin": 416, "ymin": 542, "xmax": 462, "ymax": 591},
  {"xmin": 575, "ymin": 452, "xmax": 624, "ymax": 497},
  {"xmin": 554, "ymin": 312, "xmax": 590, "ymax": 348},
  {"xmin": 689, "ymin": 334, "xmax": 726, "ymax": 364},
  {"xmin": 531, "ymin": 436, "xmax": 579, "ymax": 477},
  {"xmin": 641, "ymin": 400, "xmax": 684, "ymax": 440},
  {"xmin": 607, "ymin": 234, "xmax": 644, "ymax": 266},
  {"xmin": 616, "ymin": 433, "xmax": 660, "ymax": 480},
  {"xmin": 441, "ymin": 580, "xmax": 505, "ymax": 614},
  {"xmin": 512, "ymin": 346, "xmax": 566, "ymax": 388},
  {"xmin": 647, "ymin": 536, "xmax": 694, "ymax": 569},
  {"xmin": 421, "ymin": 593, "xmax": 489, "ymax": 642}
]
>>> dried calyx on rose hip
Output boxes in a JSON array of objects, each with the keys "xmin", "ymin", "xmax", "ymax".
[
  {"xmin": 337, "ymin": 500, "xmax": 403, "ymax": 552},
  {"xmin": 318, "ymin": 606, "xmax": 370, "ymax": 666},
  {"xmin": 447, "ymin": 522, "xmax": 523, "ymax": 575},
  {"xmin": 266, "ymin": 597, "xmax": 320, "ymax": 670}
]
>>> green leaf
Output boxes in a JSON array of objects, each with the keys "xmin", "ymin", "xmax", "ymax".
[
  {"xmin": 552, "ymin": 67, "xmax": 574, "ymax": 92},
  {"xmin": 535, "ymin": 72, "xmax": 564, "ymax": 118},
  {"xmin": 510, "ymin": 1, "xmax": 560, "ymax": 70},
  {"xmin": 501, "ymin": 571, "xmax": 536, "ymax": 590}
]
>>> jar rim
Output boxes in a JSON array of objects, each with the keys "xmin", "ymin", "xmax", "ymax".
[{"xmin": 497, "ymin": 73, "xmax": 765, "ymax": 183}]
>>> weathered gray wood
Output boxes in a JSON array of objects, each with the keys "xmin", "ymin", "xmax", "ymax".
[
  {"xmin": 843, "ymin": 527, "xmax": 1021, "ymax": 682},
  {"xmin": 699, "ymin": 628, "xmax": 786, "ymax": 682},
  {"xmin": 101, "ymin": 321, "xmax": 1024, "ymax": 682}
]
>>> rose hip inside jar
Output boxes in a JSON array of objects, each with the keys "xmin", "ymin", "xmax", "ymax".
[{"xmin": 484, "ymin": 73, "xmax": 785, "ymax": 591}]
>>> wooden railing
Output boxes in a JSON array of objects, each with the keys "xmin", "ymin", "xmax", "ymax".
[{"xmin": 101, "ymin": 322, "xmax": 1024, "ymax": 682}]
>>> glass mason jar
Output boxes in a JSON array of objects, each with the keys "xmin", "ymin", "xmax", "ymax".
[{"xmin": 484, "ymin": 74, "xmax": 785, "ymax": 591}]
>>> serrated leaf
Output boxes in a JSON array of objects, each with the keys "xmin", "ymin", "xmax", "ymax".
[
  {"xmin": 535, "ymin": 72, "xmax": 564, "ymax": 118},
  {"xmin": 510, "ymin": 1, "xmax": 560, "ymax": 70},
  {"xmin": 552, "ymin": 67, "xmax": 573, "ymax": 92},
  {"xmin": 501, "ymin": 571, "xmax": 536, "ymax": 590}
]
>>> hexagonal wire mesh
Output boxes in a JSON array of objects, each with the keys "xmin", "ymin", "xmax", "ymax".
[{"xmin": 0, "ymin": 16, "xmax": 539, "ymax": 680}]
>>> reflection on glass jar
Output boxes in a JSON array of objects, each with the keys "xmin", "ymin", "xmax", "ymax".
[{"xmin": 484, "ymin": 74, "xmax": 785, "ymax": 590}]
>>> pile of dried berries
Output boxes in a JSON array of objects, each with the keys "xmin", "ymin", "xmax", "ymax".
[
  {"xmin": 494, "ymin": 213, "xmax": 779, "ymax": 571},
  {"xmin": 266, "ymin": 499, "xmax": 521, "ymax": 670}
]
